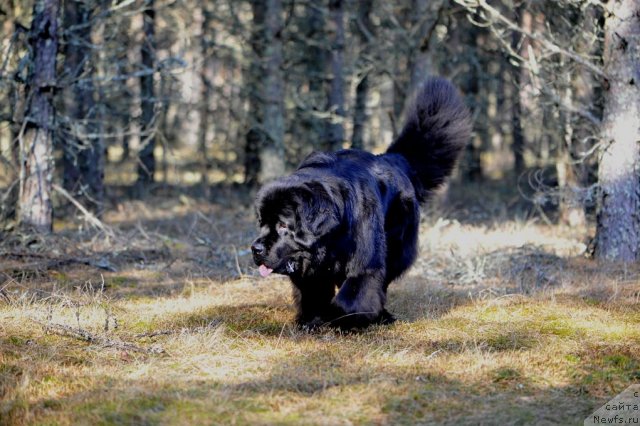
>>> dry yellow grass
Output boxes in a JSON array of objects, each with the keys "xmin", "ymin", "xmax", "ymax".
[{"xmin": 1, "ymin": 189, "xmax": 639, "ymax": 425}]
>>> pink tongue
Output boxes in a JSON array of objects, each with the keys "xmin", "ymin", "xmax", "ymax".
[{"xmin": 259, "ymin": 265, "xmax": 273, "ymax": 277}]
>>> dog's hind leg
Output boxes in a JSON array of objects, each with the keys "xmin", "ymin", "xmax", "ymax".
[{"xmin": 383, "ymin": 195, "xmax": 419, "ymax": 287}]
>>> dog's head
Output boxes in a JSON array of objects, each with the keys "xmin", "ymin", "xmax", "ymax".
[{"xmin": 251, "ymin": 179, "xmax": 341, "ymax": 277}]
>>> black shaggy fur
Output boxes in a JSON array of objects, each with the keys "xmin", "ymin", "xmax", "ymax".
[{"xmin": 251, "ymin": 78, "xmax": 471, "ymax": 329}]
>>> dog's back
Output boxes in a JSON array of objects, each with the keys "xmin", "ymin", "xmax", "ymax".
[{"xmin": 298, "ymin": 77, "xmax": 470, "ymax": 208}]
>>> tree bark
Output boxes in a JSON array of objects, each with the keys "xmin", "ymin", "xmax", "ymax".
[
  {"xmin": 459, "ymin": 18, "xmax": 482, "ymax": 182},
  {"xmin": 244, "ymin": 0, "xmax": 285, "ymax": 185},
  {"xmin": 324, "ymin": 0, "xmax": 345, "ymax": 151},
  {"xmin": 351, "ymin": 0, "xmax": 373, "ymax": 150},
  {"xmin": 19, "ymin": 0, "xmax": 59, "ymax": 232},
  {"xmin": 511, "ymin": 7, "xmax": 530, "ymax": 175},
  {"xmin": 594, "ymin": 0, "xmax": 640, "ymax": 261},
  {"xmin": 406, "ymin": 0, "xmax": 437, "ymax": 94},
  {"xmin": 556, "ymin": 58, "xmax": 586, "ymax": 227},
  {"xmin": 136, "ymin": 0, "xmax": 156, "ymax": 190},
  {"xmin": 303, "ymin": 2, "xmax": 326, "ymax": 152},
  {"xmin": 0, "ymin": 3, "xmax": 23, "ymax": 222},
  {"xmin": 62, "ymin": 0, "xmax": 104, "ymax": 214},
  {"xmin": 260, "ymin": 0, "xmax": 286, "ymax": 182},
  {"xmin": 198, "ymin": 5, "xmax": 213, "ymax": 190},
  {"xmin": 244, "ymin": 0, "xmax": 266, "ymax": 187},
  {"xmin": 393, "ymin": 0, "xmax": 443, "ymax": 130}
]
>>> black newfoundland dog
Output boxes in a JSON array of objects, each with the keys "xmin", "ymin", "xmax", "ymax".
[{"xmin": 251, "ymin": 78, "xmax": 471, "ymax": 329}]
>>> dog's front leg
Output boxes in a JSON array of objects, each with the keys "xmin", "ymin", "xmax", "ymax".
[
  {"xmin": 291, "ymin": 279, "xmax": 336, "ymax": 330},
  {"xmin": 330, "ymin": 269, "xmax": 386, "ymax": 328},
  {"xmin": 327, "ymin": 199, "xmax": 388, "ymax": 329}
]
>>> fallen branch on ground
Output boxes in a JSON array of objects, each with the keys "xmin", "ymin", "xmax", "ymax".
[
  {"xmin": 31, "ymin": 318, "xmax": 164, "ymax": 354},
  {"xmin": 0, "ymin": 251, "xmax": 116, "ymax": 273},
  {"xmin": 134, "ymin": 319, "xmax": 223, "ymax": 339},
  {"xmin": 52, "ymin": 183, "xmax": 115, "ymax": 237},
  {"xmin": 134, "ymin": 329, "xmax": 174, "ymax": 338}
]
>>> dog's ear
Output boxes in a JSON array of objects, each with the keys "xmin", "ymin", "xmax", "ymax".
[
  {"xmin": 255, "ymin": 182, "xmax": 298, "ymax": 225},
  {"xmin": 293, "ymin": 183, "xmax": 341, "ymax": 235}
]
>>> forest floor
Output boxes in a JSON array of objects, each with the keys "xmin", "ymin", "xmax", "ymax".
[{"xmin": 1, "ymin": 181, "xmax": 639, "ymax": 425}]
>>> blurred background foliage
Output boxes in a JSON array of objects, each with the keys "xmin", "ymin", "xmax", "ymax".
[{"xmin": 0, "ymin": 0, "xmax": 634, "ymax": 258}]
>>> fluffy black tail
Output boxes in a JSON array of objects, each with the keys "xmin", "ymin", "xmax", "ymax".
[{"xmin": 386, "ymin": 78, "xmax": 471, "ymax": 202}]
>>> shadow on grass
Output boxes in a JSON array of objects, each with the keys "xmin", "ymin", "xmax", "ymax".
[
  {"xmin": 4, "ymin": 286, "xmax": 639, "ymax": 424},
  {"xmin": 149, "ymin": 303, "xmax": 294, "ymax": 336},
  {"xmin": 16, "ymin": 346, "xmax": 640, "ymax": 425}
]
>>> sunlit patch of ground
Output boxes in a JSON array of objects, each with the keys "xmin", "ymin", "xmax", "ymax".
[{"xmin": 1, "ymin": 189, "xmax": 639, "ymax": 425}]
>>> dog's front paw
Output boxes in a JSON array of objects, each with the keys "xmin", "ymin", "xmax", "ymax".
[{"xmin": 296, "ymin": 316, "xmax": 326, "ymax": 332}]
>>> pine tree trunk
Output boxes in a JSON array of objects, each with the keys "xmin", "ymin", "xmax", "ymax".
[
  {"xmin": 393, "ymin": 0, "xmax": 442, "ymax": 127},
  {"xmin": 392, "ymin": 5, "xmax": 411, "ymax": 129},
  {"xmin": 351, "ymin": 75, "xmax": 368, "ymax": 151},
  {"xmin": 19, "ymin": 0, "xmax": 59, "ymax": 233},
  {"xmin": 136, "ymin": 0, "xmax": 156, "ymax": 190},
  {"xmin": 556, "ymin": 62, "xmax": 586, "ymax": 227},
  {"xmin": 325, "ymin": 0, "xmax": 345, "ymax": 151},
  {"xmin": 459, "ymin": 20, "xmax": 482, "ymax": 182},
  {"xmin": 259, "ymin": 0, "xmax": 286, "ymax": 182},
  {"xmin": 1, "ymin": 6, "xmax": 22, "ymax": 222},
  {"xmin": 245, "ymin": 0, "xmax": 285, "ymax": 185},
  {"xmin": 406, "ymin": 0, "xmax": 435, "ymax": 93},
  {"xmin": 594, "ymin": 0, "xmax": 640, "ymax": 261},
  {"xmin": 61, "ymin": 0, "xmax": 87, "ymax": 195},
  {"xmin": 304, "ymin": 2, "xmax": 326, "ymax": 152},
  {"xmin": 351, "ymin": 0, "xmax": 373, "ymax": 151},
  {"xmin": 243, "ymin": 0, "xmax": 265, "ymax": 187},
  {"xmin": 62, "ymin": 0, "xmax": 104, "ymax": 214},
  {"xmin": 198, "ymin": 5, "xmax": 213, "ymax": 190},
  {"xmin": 511, "ymin": 7, "xmax": 530, "ymax": 175},
  {"xmin": 511, "ymin": 87, "xmax": 525, "ymax": 174}
]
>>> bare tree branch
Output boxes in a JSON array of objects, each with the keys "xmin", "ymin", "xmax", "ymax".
[{"xmin": 455, "ymin": 0, "xmax": 607, "ymax": 78}]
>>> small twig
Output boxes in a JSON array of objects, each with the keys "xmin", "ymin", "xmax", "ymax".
[
  {"xmin": 274, "ymin": 322, "xmax": 287, "ymax": 350},
  {"xmin": 321, "ymin": 311, "xmax": 379, "ymax": 328},
  {"xmin": 32, "ymin": 318, "xmax": 164, "ymax": 354},
  {"xmin": 134, "ymin": 319, "xmax": 222, "ymax": 339},
  {"xmin": 425, "ymin": 349, "xmax": 442, "ymax": 360},
  {"xmin": 0, "ymin": 282, "xmax": 11, "ymax": 303},
  {"xmin": 52, "ymin": 183, "xmax": 115, "ymax": 237},
  {"xmin": 134, "ymin": 330, "xmax": 174, "ymax": 338},
  {"xmin": 232, "ymin": 245, "xmax": 243, "ymax": 277}
]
